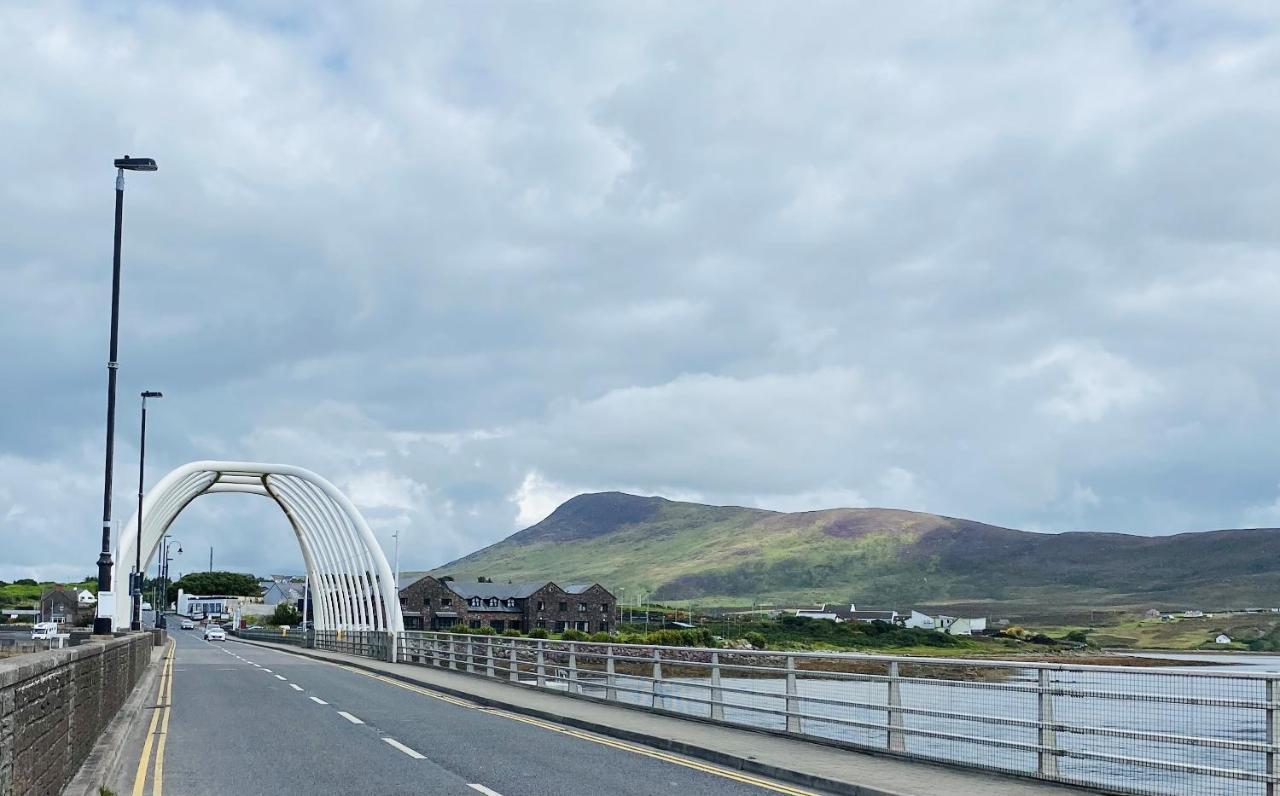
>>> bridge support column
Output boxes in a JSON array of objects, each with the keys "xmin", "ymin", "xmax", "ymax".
[
  {"xmin": 887, "ymin": 661, "xmax": 905, "ymax": 752},
  {"xmin": 1038, "ymin": 669, "xmax": 1059, "ymax": 777},
  {"xmin": 785, "ymin": 655, "xmax": 800, "ymax": 733},
  {"xmin": 710, "ymin": 652, "xmax": 724, "ymax": 721},
  {"xmin": 605, "ymin": 645, "xmax": 618, "ymax": 702}
]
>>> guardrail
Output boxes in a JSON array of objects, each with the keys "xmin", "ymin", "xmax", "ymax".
[{"xmin": 395, "ymin": 632, "xmax": 1273, "ymax": 796}]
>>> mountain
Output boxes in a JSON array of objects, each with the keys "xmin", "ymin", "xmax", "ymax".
[{"xmin": 417, "ymin": 492, "xmax": 1280, "ymax": 614}]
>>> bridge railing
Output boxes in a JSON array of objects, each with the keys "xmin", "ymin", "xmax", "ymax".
[{"xmin": 391, "ymin": 631, "xmax": 1274, "ymax": 796}]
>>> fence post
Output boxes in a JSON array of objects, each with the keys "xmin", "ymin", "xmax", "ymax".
[
  {"xmin": 485, "ymin": 638, "xmax": 496, "ymax": 677},
  {"xmin": 387, "ymin": 632, "xmax": 396, "ymax": 663},
  {"xmin": 467, "ymin": 638, "xmax": 476, "ymax": 673},
  {"xmin": 536, "ymin": 640, "xmax": 547, "ymax": 687},
  {"xmin": 1038, "ymin": 668, "xmax": 1059, "ymax": 777},
  {"xmin": 606, "ymin": 645, "xmax": 618, "ymax": 702},
  {"xmin": 785, "ymin": 655, "xmax": 801, "ymax": 733},
  {"xmin": 568, "ymin": 645, "xmax": 579, "ymax": 694},
  {"xmin": 1268, "ymin": 678, "xmax": 1278, "ymax": 796},
  {"xmin": 710, "ymin": 651, "xmax": 724, "ymax": 721},
  {"xmin": 509, "ymin": 643, "xmax": 519, "ymax": 682},
  {"xmin": 652, "ymin": 649, "xmax": 663, "ymax": 709},
  {"xmin": 450, "ymin": 636, "xmax": 459, "ymax": 670},
  {"xmin": 887, "ymin": 661, "xmax": 905, "ymax": 752}
]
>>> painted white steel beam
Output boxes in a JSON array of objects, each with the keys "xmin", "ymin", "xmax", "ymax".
[{"xmin": 111, "ymin": 460, "xmax": 403, "ymax": 633}]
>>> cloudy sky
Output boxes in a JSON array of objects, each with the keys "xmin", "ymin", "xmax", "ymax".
[{"xmin": 2, "ymin": 1, "xmax": 1279, "ymax": 583}]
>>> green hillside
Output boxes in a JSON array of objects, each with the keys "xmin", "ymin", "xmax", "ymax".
[{"xmin": 415, "ymin": 492, "xmax": 1280, "ymax": 614}]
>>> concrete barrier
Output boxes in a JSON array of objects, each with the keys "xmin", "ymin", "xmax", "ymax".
[{"xmin": 0, "ymin": 632, "xmax": 156, "ymax": 796}]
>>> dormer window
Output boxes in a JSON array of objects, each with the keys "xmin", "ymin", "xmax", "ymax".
[
  {"xmin": 469, "ymin": 597, "xmax": 481, "ymax": 607},
  {"xmin": 506, "ymin": 599, "xmax": 517, "ymax": 608}
]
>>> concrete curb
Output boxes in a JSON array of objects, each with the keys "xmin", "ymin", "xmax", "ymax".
[
  {"xmin": 235, "ymin": 637, "xmax": 908, "ymax": 796},
  {"xmin": 64, "ymin": 642, "xmax": 167, "ymax": 796}
]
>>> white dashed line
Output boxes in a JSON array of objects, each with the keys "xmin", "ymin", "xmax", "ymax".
[
  {"xmin": 381, "ymin": 737, "xmax": 426, "ymax": 759},
  {"xmin": 263, "ymin": 668, "xmax": 273, "ymax": 673},
  {"xmin": 274, "ymin": 674, "xmax": 287, "ymax": 681},
  {"xmin": 289, "ymin": 683, "xmax": 304, "ymax": 691},
  {"xmin": 337, "ymin": 711, "xmax": 364, "ymax": 724},
  {"xmin": 468, "ymin": 785, "xmax": 502, "ymax": 796},
  {"xmin": 309, "ymin": 696, "xmax": 328, "ymax": 705}
]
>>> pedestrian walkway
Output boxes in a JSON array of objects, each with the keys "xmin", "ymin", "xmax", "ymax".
[{"xmin": 235, "ymin": 638, "xmax": 1089, "ymax": 796}]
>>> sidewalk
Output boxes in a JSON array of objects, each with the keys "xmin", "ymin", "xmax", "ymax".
[{"xmin": 237, "ymin": 638, "xmax": 1089, "ymax": 796}]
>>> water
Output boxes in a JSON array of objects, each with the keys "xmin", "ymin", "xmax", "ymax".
[{"xmin": 565, "ymin": 654, "xmax": 1273, "ymax": 796}]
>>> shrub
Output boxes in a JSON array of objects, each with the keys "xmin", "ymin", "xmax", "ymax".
[
  {"xmin": 645, "ymin": 628, "xmax": 717, "ymax": 648},
  {"xmin": 619, "ymin": 633, "xmax": 646, "ymax": 645},
  {"xmin": 588, "ymin": 632, "xmax": 612, "ymax": 642},
  {"xmin": 501, "ymin": 629, "xmax": 523, "ymax": 637},
  {"xmin": 743, "ymin": 631, "xmax": 767, "ymax": 649},
  {"xmin": 527, "ymin": 628, "xmax": 549, "ymax": 639},
  {"xmin": 561, "ymin": 629, "xmax": 589, "ymax": 641},
  {"xmin": 472, "ymin": 625, "xmax": 497, "ymax": 636},
  {"xmin": 447, "ymin": 624, "xmax": 471, "ymax": 634},
  {"xmin": 269, "ymin": 603, "xmax": 301, "ymax": 626},
  {"xmin": 1062, "ymin": 629, "xmax": 1090, "ymax": 644}
]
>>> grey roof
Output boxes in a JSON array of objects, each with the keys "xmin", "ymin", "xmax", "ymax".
[
  {"xmin": 447, "ymin": 581, "xmax": 548, "ymax": 599},
  {"xmin": 563, "ymin": 584, "xmax": 596, "ymax": 594}
]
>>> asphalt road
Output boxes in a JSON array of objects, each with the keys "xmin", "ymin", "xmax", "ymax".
[{"xmin": 144, "ymin": 629, "xmax": 826, "ymax": 796}]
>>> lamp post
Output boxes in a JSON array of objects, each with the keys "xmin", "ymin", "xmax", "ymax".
[
  {"xmin": 157, "ymin": 538, "xmax": 182, "ymax": 627},
  {"xmin": 94, "ymin": 156, "xmax": 158, "ymax": 636},
  {"xmin": 391, "ymin": 530, "xmax": 401, "ymax": 592},
  {"xmin": 131, "ymin": 390, "xmax": 163, "ymax": 630}
]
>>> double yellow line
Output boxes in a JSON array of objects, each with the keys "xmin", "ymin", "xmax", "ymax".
[
  {"xmin": 325, "ymin": 658, "xmax": 819, "ymax": 796},
  {"xmin": 132, "ymin": 640, "xmax": 175, "ymax": 796}
]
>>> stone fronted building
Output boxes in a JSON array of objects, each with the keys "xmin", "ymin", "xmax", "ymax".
[
  {"xmin": 40, "ymin": 587, "xmax": 81, "ymax": 625},
  {"xmin": 397, "ymin": 575, "xmax": 616, "ymax": 634}
]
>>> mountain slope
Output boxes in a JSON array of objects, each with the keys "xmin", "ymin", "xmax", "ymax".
[{"xmin": 420, "ymin": 492, "xmax": 1280, "ymax": 611}]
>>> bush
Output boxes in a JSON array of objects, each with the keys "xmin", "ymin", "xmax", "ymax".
[
  {"xmin": 743, "ymin": 631, "xmax": 767, "ymax": 649},
  {"xmin": 561, "ymin": 629, "xmax": 589, "ymax": 641},
  {"xmin": 645, "ymin": 628, "xmax": 718, "ymax": 648},
  {"xmin": 472, "ymin": 625, "xmax": 497, "ymax": 636},
  {"xmin": 1062, "ymin": 629, "xmax": 1090, "ymax": 644},
  {"xmin": 588, "ymin": 632, "xmax": 612, "ymax": 642},
  {"xmin": 619, "ymin": 633, "xmax": 646, "ymax": 644},
  {"xmin": 269, "ymin": 603, "xmax": 301, "ymax": 626},
  {"xmin": 527, "ymin": 628, "xmax": 549, "ymax": 639},
  {"xmin": 14, "ymin": 579, "xmax": 36, "ymax": 587},
  {"xmin": 447, "ymin": 624, "xmax": 472, "ymax": 634},
  {"xmin": 501, "ymin": 629, "xmax": 523, "ymax": 637}
]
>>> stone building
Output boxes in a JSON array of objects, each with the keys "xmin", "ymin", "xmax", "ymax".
[
  {"xmin": 40, "ymin": 588, "xmax": 81, "ymax": 625},
  {"xmin": 397, "ymin": 575, "xmax": 616, "ymax": 634}
]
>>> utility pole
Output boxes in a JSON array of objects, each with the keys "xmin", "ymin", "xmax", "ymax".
[{"xmin": 209, "ymin": 547, "xmax": 213, "ymax": 572}]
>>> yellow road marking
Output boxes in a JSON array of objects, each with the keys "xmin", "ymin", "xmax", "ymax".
[
  {"xmin": 152, "ymin": 641, "xmax": 175, "ymax": 796},
  {"xmin": 295, "ymin": 650, "xmax": 818, "ymax": 796},
  {"xmin": 132, "ymin": 641, "xmax": 175, "ymax": 796}
]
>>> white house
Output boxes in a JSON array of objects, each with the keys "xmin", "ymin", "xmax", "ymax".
[
  {"xmin": 1215, "ymin": 634, "xmax": 1232, "ymax": 644},
  {"xmin": 904, "ymin": 610, "xmax": 935, "ymax": 629},
  {"xmin": 76, "ymin": 589, "xmax": 97, "ymax": 607},
  {"xmin": 904, "ymin": 610, "xmax": 987, "ymax": 635},
  {"xmin": 794, "ymin": 606, "xmax": 842, "ymax": 622}
]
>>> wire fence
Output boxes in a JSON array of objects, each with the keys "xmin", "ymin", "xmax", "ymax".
[{"xmin": 391, "ymin": 631, "xmax": 1278, "ymax": 796}]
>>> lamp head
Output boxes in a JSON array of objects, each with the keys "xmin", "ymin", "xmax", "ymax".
[
  {"xmin": 114, "ymin": 156, "xmax": 158, "ymax": 172},
  {"xmin": 142, "ymin": 391, "xmax": 163, "ymax": 399}
]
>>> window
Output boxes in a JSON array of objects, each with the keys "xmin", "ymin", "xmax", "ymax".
[
  {"xmin": 537, "ymin": 601, "xmax": 545, "ymax": 611},
  {"xmin": 469, "ymin": 597, "xmax": 481, "ymax": 607},
  {"xmin": 536, "ymin": 619, "xmax": 546, "ymax": 629},
  {"xmin": 486, "ymin": 598, "xmax": 499, "ymax": 607},
  {"xmin": 469, "ymin": 620, "xmax": 481, "ymax": 629},
  {"xmin": 423, "ymin": 598, "xmax": 431, "ymax": 607},
  {"xmin": 601, "ymin": 603, "xmax": 610, "ymax": 613},
  {"xmin": 441, "ymin": 598, "xmax": 452, "ymax": 607},
  {"xmin": 558, "ymin": 602, "xmax": 567, "ymax": 612},
  {"xmin": 506, "ymin": 599, "xmax": 517, "ymax": 608},
  {"xmin": 399, "ymin": 597, "xmax": 408, "ymax": 607},
  {"xmin": 578, "ymin": 603, "xmax": 587, "ymax": 613}
]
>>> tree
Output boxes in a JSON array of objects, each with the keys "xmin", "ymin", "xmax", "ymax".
[
  {"xmin": 14, "ymin": 579, "xmax": 37, "ymax": 587},
  {"xmin": 270, "ymin": 603, "xmax": 301, "ymax": 626},
  {"xmin": 169, "ymin": 572, "xmax": 261, "ymax": 605}
]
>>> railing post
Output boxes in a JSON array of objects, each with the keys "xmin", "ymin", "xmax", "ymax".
[
  {"xmin": 568, "ymin": 645, "xmax": 579, "ymax": 694},
  {"xmin": 1038, "ymin": 668, "xmax": 1059, "ymax": 777},
  {"xmin": 710, "ymin": 651, "xmax": 724, "ymax": 720},
  {"xmin": 536, "ymin": 640, "xmax": 547, "ymax": 687},
  {"xmin": 1267, "ymin": 678, "xmax": 1278, "ymax": 796},
  {"xmin": 467, "ymin": 637, "xmax": 476, "ymax": 673},
  {"xmin": 450, "ymin": 635, "xmax": 459, "ymax": 670},
  {"xmin": 887, "ymin": 661, "xmax": 905, "ymax": 752},
  {"xmin": 509, "ymin": 643, "xmax": 519, "ymax": 682},
  {"xmin": 785, "ymin": 655, "xmax": 800, "ymax": 733},
  {"xmin": 605, "ymin": 645, "xmax": 618, "ymax": 702},
  {"xmin": 485, "ymin": 638, "xmax": 496, "ymax": 677},
  {"xmin": 652, "ymin": 649, "xmax": 663, "ymax": 709}
]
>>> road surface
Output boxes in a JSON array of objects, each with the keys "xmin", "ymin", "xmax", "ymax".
[{"xmin": 133, "ymin": 628, "xmax": 827, "ymax": 795}]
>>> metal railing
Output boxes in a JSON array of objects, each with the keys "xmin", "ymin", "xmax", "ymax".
[
  {"xmin": 391, "ymin": 632, "xmax": 1276, "ymax": 796},
  {"xmin": 236, "ymin": 627, "xmax": 314, "ymax": 648}
]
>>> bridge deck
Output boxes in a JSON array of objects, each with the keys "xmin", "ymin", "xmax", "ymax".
[{"xmin": 238, "ymin": 637, "xmax": 1089, "ymax": 796}]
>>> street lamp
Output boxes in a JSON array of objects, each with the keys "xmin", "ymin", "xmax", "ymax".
[
  {"xmin": 157, "ymin": 538, "xmax": 182, "ymax": 628},
  {"xmin": 94, "ymin": 155, "xmax": 158, "ymax": 635},
  {"xmin": 131, "ymin": 390, "xmax": 163, "ymax": 630}
]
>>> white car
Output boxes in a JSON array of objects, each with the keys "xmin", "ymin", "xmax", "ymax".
[
  {"xmin": 180, "ymin": 619, "xmax": 195, "ymax": 630},
  {"xmin": 204, "ymin": 626, "xmax": 226, "ymax": 641}
]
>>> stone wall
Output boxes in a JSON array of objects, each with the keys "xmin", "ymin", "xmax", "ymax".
[{"xmin": 0, "ymin": 632, "xmax": 155, "ymax": 796}]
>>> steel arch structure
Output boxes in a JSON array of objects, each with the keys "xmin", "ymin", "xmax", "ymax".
[{"xmin": 110, "ymin": 460, "xmax": 403, "ymax": 633}]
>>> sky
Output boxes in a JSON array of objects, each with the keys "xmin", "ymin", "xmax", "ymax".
[{"xmin": 2, "ymin": 1, "xmax": 1280, "ymax": 583}]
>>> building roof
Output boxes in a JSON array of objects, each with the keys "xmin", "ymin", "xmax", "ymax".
[{"xmin": 447, "ymin": 581, "xmax": 548, "ymax": 600}]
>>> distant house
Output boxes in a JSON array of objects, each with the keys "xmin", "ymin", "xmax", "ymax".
[
  {"xmin": 840, "ymin": 605, "xmax": 902, "ymax": 624},
  {"xmin": 794, "ymin": 608, "xmax": 842, "ymax": 622},
  {"xmin": 904, "ymin": 610, "xmax": 936, "ymax": 630},
  {"xmin": 40, "ymin": 588, "xmax": 80, "ymax": 625},
  {"xmin": 260, "ymin": 579, "xmax": 306, "ymax": 606},
  {"xmin": 903, "ymin": 610, "xmax": 986, "ymax": 635},
  {"xmin": 77, "ymin": 589, "xmax": 97, "ymax": 607},
  {"xmin": 398, "ymin": 575, "xmax": 615, "ymax": 634},
  {"xmin": 1216, "ymin": 634, "xmax": 1232, "ymax": 644},
  {"xmin": 1183, "ymin": 610, "xmax": 1205, "ymax": 618},
  {"xmin": 1143, "ymin": 608, "xmax": 1161, "ymax": 620}
]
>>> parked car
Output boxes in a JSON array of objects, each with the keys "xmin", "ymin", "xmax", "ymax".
[
  {"xmin": 204, "ymin": 626, "xmax": 226, "ymax": 641},
  {"xmin": 180, "ymin": 618, "xmax": 195, "ymax": 630}
]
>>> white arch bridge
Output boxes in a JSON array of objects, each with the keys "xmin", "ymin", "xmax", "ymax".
[{"xmin": 111, "ymin": 460, "xmax": 404, "ymax": 634}]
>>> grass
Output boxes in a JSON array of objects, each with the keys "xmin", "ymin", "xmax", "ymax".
[
  {"xmin": 0, "ymin": 580, "xmax": 96, "ymax": 610},
  {"xmin": 1029, "ymin": 612, "xmax": 1280, "ymax": 650}
]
